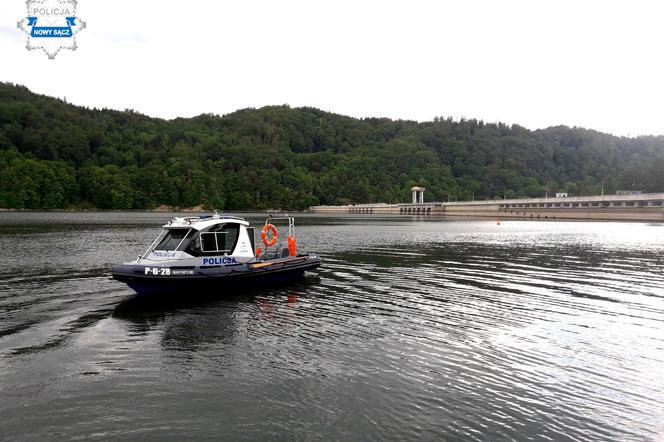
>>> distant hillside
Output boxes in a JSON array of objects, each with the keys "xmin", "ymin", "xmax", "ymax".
[{"xmin": 1, "ymin": 82, "xmax": 663, "ymax": 210}]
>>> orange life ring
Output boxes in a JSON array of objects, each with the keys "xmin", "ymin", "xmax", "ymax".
[{"xmin": 261, "ymin": 223, "xmax": 278, "ymax": 246}]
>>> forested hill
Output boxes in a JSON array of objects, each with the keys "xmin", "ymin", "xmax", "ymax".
[{"xmin": 1, "ymin": 82, "xmax": 663, "ymax": 210}]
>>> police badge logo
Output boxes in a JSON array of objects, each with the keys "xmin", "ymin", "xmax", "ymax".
[{"xmin": 17, "ymin": 0, "xmax": 86, "ymax": 59}]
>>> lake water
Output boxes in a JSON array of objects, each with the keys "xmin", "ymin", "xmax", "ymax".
[{"xmin": 1, "ymin": 212, "xmax": 663, "ymax": 441}]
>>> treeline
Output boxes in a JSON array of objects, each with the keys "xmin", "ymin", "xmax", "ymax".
[{"xmin": 1, "ymin": 82, "xmax": 663, "ymax": 210}]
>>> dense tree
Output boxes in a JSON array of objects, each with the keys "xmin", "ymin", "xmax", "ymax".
[{"xmin": 1, "ymin": 82, "xmax": 664, "ymax": 210}]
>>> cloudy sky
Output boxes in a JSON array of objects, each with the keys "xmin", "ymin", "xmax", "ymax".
[{"xmin": 1, "ymin": 0, "xmax": 663, "ymax": 136}]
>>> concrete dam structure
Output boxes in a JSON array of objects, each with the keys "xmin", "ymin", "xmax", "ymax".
[{"xmin": 311, "ymin": 192, "xmax": 664, "ymax": 222}]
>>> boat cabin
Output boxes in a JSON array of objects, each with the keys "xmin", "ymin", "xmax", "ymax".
[
  {"xmin": 138, "ymin": 214, "xmax": 256, "ymax": 264},
  {"xmin": 155, "ymin": 222, "xmax": 245, "ymax": 256}
]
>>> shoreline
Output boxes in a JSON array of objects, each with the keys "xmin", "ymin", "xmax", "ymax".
[
  {"xmin": 0, "ymin": 207, "xmax": 301, "ymax": 213},
  {"xmin": 0, "ymin": 209, "xmax": 662, "ymax": 224}
]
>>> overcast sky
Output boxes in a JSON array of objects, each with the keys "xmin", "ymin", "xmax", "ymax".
[{"xmin": 1, "ymin": 0, "xmax": 663, "ymax": 136}]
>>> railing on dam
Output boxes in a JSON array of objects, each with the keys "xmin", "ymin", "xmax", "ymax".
[{"xmin": 310, "ymin": 192, "xmax": 664, "ymax": 221}]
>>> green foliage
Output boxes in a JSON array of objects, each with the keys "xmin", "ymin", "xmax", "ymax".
[{"xmin": 1, "ymin": 82, "xmax": 664, "ymax": 210}]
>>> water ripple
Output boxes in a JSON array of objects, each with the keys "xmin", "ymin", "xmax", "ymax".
[{"xmin": 1, "ymin": 214, "xmax": 664, "ymax": 440}]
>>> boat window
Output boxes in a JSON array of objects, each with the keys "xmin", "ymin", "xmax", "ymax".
[
  {"xmin": 247, "ymin": 227, "xmax": 255, "ymax": 253},
  {"xmin": 155, "ymin": 229, "xmax": 191, "ymax": 251},
  {"xmin": 197, "ymin": 223, "xmax": 241, "ymax": 254}
]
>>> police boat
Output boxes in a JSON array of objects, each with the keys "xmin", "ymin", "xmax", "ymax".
[{"xmin": 111, "ymin": 214, "xmax": 321, "ymax": 296}]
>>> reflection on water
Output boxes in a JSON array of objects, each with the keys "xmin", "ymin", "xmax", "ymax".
[{"xmin": 1, "ymin": 212, "xmax": 664, "ymax": 440}]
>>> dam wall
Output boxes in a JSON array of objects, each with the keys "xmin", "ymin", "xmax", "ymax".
[{"xmin": 311, "ymin": 193, "xmax": 664, "ymax": 222}]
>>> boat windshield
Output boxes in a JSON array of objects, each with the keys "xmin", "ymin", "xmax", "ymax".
[{"xmin": 155, "ymin": 228, "xmax": 191, "ymax": 251}]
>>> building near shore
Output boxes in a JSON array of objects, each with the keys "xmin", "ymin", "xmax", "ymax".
[{"xmin": 411, "ymin": 186, "xmax": 425, "ymax": 204}]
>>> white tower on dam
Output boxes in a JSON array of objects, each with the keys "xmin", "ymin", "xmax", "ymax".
[{"xmin": 411, "ymin": 186, "xmax": 425, "ymax": 204}]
